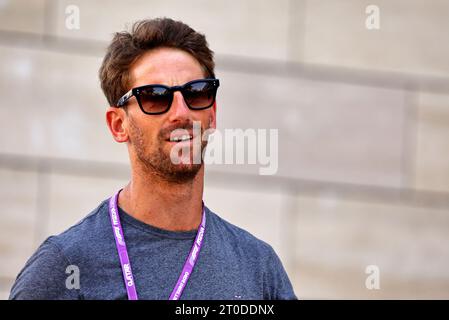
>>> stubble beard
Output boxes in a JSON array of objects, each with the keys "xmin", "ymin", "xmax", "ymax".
[{"xmin": 128, "ymin": 117, "xmax": 210, "ymax": 184}]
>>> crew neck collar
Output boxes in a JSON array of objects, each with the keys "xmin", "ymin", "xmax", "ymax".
[{"xmin": 117, "ymin": 205, "xmax": 206, "ymax": 240}]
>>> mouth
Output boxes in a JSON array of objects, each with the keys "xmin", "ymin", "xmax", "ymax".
[{"xmin": 166, "ymin": 134, "xmax": 194, "ymax": 143}]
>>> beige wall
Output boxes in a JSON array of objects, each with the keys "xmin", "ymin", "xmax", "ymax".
[{"xmin": 1, "ymin": 0, "xmax": 449, "ymax": 299}]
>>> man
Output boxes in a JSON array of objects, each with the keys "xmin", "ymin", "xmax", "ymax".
[{"xmin": 10, "ymin": 18, "xmax": 297, "ymax": 300}]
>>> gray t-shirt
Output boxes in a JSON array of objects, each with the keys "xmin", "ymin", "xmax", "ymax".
[{"xmin": 9, "ymin": 198, "xmax": 297, "ymax": 300}]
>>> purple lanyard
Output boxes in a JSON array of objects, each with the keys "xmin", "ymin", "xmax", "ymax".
[{"xmin": 108, "ymin": 189, "xmax": 206, "ymax": 300}]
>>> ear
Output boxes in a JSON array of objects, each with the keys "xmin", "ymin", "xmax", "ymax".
[{"xmin": 106, "ymin": 107, "xmax": 129, "ymax": 143}]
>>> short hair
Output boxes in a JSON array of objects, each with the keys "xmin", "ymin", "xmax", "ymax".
[{"xmin": 99, "ymin": 17, "xmax": 215, "ymax": 106}]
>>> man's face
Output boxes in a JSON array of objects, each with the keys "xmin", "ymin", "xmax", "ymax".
[{"xmin": 121, "ymin": 47, "xmax": 216, "ymax": 182}]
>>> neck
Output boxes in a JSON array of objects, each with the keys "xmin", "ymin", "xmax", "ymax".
[{"xmin": 118, "ymin": 165, "xmax": 204, "ymax": 232}]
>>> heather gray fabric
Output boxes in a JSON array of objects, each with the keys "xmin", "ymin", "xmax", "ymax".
[{"xmin": 9, "ymin": 198, "xmax": 297, "ymax": 300}]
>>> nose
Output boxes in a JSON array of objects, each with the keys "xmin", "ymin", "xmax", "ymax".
[{"xmin": 167, "ymin": 91, "xmax": 191, "ymax": 122}]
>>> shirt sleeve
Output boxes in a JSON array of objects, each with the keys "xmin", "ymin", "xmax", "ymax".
[
  {"xmin": 263, "ymin": 245, "xmax": 298, "ymax": 300},
  {"xmin": 9, "ymin": 237, "xmax": 81, "ymax": 300}
]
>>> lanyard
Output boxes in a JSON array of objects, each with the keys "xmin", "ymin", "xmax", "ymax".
[{"xmin": 108, "ymin": 189, "xmax": 206, "ymax": 300}]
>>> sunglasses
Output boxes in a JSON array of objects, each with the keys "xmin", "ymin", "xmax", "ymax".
[{"xmin": 116, "ymin": 78, "xmax": 220, "ymax": 115}]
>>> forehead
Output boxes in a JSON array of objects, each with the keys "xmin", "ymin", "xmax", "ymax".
[{"xmin": 129, "ymin": 47, "xmax": 206, "ymax": 87}]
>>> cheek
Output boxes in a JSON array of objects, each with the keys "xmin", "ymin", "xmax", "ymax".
[
  {"xmin": 144, "ymin": 127, "xmax": 161, "ymax": 146},
  {"xmin": 129, "ymin": 117, "xmax": 161, "ymax": 146},
  {"xmin": 194, "ymin": 110, "xmax": 213, "ymax": 126},
  {"xmin": 204, "ymin": 111, "xmax": 215, "ymax": 129}
]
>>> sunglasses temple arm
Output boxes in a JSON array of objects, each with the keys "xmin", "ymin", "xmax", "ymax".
[{"xmin": 116, "ymin": 89, "xmax": 133, "ymax": 107}]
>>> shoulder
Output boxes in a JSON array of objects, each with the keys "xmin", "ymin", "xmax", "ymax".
[
  {"xmin": 206, "ymin": 206, "xmax": 277, "ymax": 261},
  {"xmin": 9, "ymin": 199, "xmax": 110, "ymax": 300},
  {"xmin": 9, "ymin": 236, "xmax": 78, "ymax": 299},
  {"xmin": 206, "ymin": 206, "xmax": 298, "ymax": 300},
  {"xmin": 49, "ymin": 199, "xmax": 110, "ymax": 254}
]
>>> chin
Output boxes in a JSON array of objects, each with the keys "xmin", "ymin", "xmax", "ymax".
[
  {"xmin": 138, "ymin": 146, "xmax": 204, "ymax": 182},
  {"xmin": 162, "ymin": 163, "xmax": 202, "ymax": 183}
]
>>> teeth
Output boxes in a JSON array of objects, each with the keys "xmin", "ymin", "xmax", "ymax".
[{"xmin": 170, "ymin": 135, "xmax": 192, "ymax": 142}]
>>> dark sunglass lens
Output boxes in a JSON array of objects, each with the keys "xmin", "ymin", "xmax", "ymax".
[
  {"xmin": 139, "ymin": 86, "xmax": 171, "ymax": 113},
  {"xmin": 184, "ymin": 81, "xmax": 215, "ymax": 109}
]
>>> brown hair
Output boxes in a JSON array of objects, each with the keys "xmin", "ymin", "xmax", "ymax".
[{"xmin": 99, "ymin": 17, "xmax": 215, "ymax": 106}]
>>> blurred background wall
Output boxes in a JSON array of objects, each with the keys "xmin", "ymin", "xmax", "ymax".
[{"xmin": 1, "ymin": 0, "xmax": 449, "ymax": 299}]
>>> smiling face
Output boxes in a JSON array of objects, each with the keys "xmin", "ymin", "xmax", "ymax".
[{"xmin": 109, "ymin": 47, "xmax": 217, "ymax": 183}]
